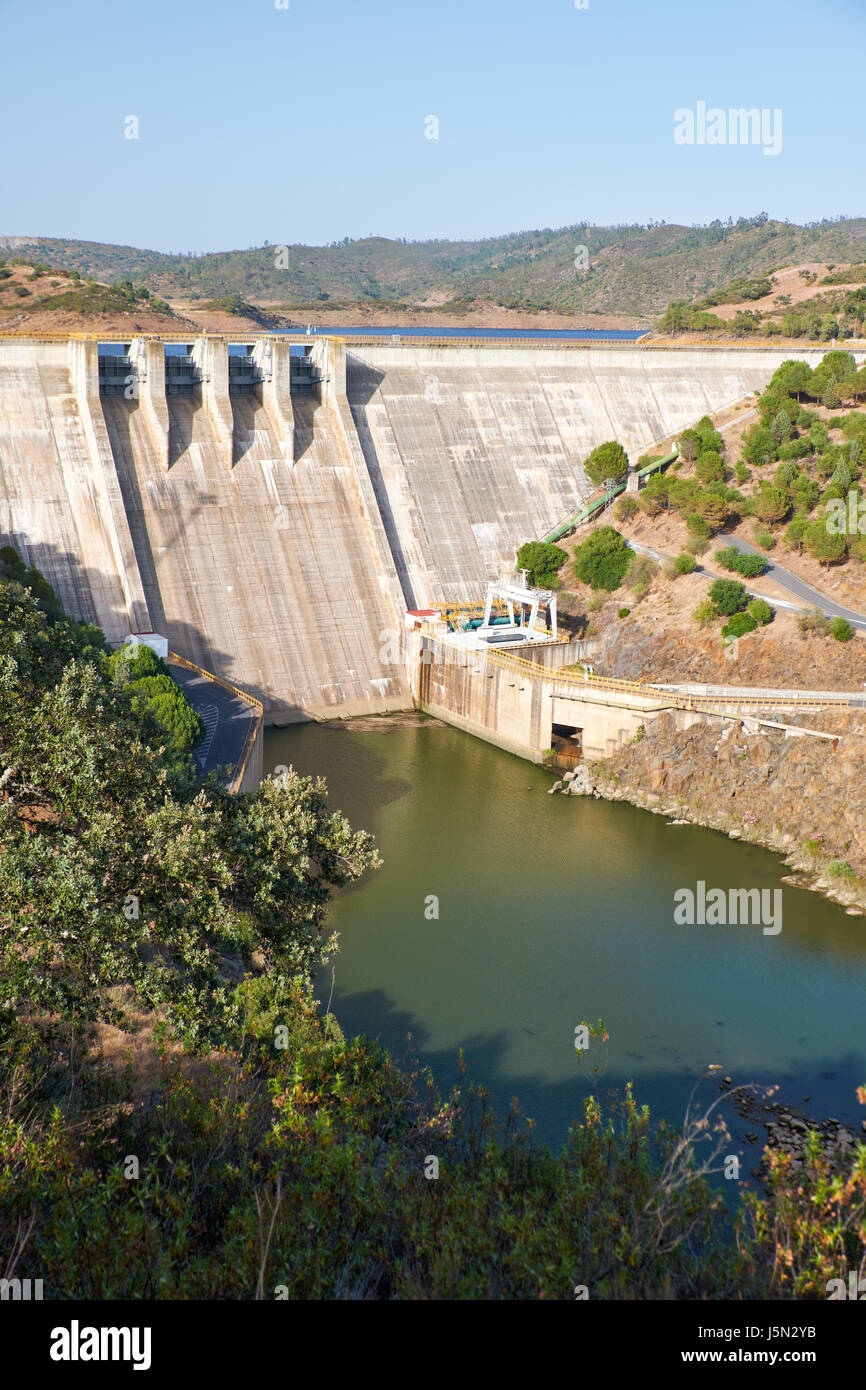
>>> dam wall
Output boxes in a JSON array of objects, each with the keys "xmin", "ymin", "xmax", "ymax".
[
  {"xmin": 104, "ymin": 373, "xmax": 409, "ymax": 721},
  {"xmin": 0, "ymin": 339, "xmax": 147, "ymax": 641},
  {"xmin": 344, "ymin": 343, "xmax": 828, "ymax": 608},
  {"xmin": 0, "ymin": 334, "xmax": 852, "ymax": 726}
]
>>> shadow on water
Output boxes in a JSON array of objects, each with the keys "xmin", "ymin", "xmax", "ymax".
[{"xmin": 275, "ymin": 720, "xmax": 866, "ymax": 1151}]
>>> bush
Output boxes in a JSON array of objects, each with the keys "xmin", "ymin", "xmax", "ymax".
[
  {"xmin": 572, "ymin": 526, "xmax": 633, "ymax": 591},
  {"xmin": 626, "ymin": 553, "xmax": 658, "ymax": 600},
  {"xmin": 615, "ymin": 495, "xmax": 639, "ymax": 522},
  {"xmin": 515, "ymin": 541, "xmax": 567, "ymax": 588},
  {"xmin": 686, "ymin": 513, "xmax": 711, "ymax": 539},
  {"xmin": 829, "ymin": 617, "xmax": 854, "ymax": 642},
  {"xmin": 686, "ymin": 536, "xmax": 710, "ymax": 556},
  {"xmin": 827, "ymin": 859, "xmax": 856, "ymax": 878},
  {"xmin": 584, "ymin": 440, "xmax": 629, "ymax": 487},
  {"xmin": 692, "ymin": 599, "xmax": 716, "ymax": 627},
  {"xmin": 754, "ymin": 486, "xmax": 790, "ymax": 525},
  {"xmin": 753, "ymin": 529, "xmax": 775, "ymax": 550},
  {"xmin": 714, "ymin": 547, "xmax": 768, "ymax": 578},
  {"xmin": 804, "ymin": 522, "xmax": 848, "ymax": 565},
  {"xmin": 674, "ymin": 552, "xmax": 697, "ymax": 574},
  {"xmin": 797, "ymin": 608, "xmax": 830, "ymax": 636},
  {"xmin": 110, "ymin": 641, "xmax": 166, "ymax": 681},
  {"xmin": 695, "ymin": 451, "xmax": 725, "ymax": 484},
  {"xmin": 734, "ymin": 463, "xmax": 751, "ymax": 484},
  {"xmin": 747, "ymin": 598, "xmax": 773, "ymax": 625},
  {"xmin": 722, "ymin": 611, "xmax": 758, "ymax": 638},
  {"xmin": 618, "ymin": 607, "xmax": 631, "ymax": 618},
  {"xmin": 709, "ymin": 578, "xmax": 749, "ymax": 615}
]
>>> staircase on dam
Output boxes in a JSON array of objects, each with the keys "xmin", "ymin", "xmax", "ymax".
[{"xmin": 0, "ymin": 333, "xmax": 847, "ymax": 728}]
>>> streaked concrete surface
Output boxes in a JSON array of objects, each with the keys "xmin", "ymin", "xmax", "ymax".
[
  {"xmin": 3, "ymin": 336, "xmax": 857, "ymax": 727},
  {"xmin": 0, "ymin": 343, "xmax": 135, "ymax": 641},
  {"xmin": 101, "ymin": 387, "xmax": 409, "ymax": 720},
  {"xmin": 346, "ymin": 344, "xmax": 811, "ymax": 606}
]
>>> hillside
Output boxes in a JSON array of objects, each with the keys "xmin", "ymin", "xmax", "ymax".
[{"xmin": 4, "ymin": 215, "xmax": 866, "ymax": 321}]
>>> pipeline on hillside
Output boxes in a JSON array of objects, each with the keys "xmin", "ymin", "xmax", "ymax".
[{"xmin": 540, "ymin": 450, "xmax": 679, "ymax": 544}]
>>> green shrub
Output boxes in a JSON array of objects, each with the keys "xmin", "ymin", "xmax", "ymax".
[
  {"xmin": 804, "ymin": 523, "xmax": 847, "ymax": 565},
  {"xmin": 573, "ymin": 526, "xmax": 633, "ymax": 591},
  {"xmin": 722, "ymin": 611, "xmax": 758, "ymax": 638},
  {"xmin": 828, "ymin": 617, "xmax": 854, "ymax": 642},
  {"xmin": 618, "ymin": 606, "xmax": 631, "ymax": 618},
  {"xmin": 686, "ymin": 513, "xmax": 711, "ymax": 539},
  {"xmin": 753, "ymin": 529, "xmax": 775, "ymax": 550},
  {"xmin": 584, "ymin": 440, "xmax": 629, "ymax": 486},
  {"xmin": 714, "ymin": 547, "xmax": 768, "ymax": 578},
  {"xmin": 747, "ymin": 598, "xmax": 773, "ymax": 626},
  {"xmin": 709, "ymin": 578, "xmax": 749, "ymax": 615},
  {"xmin": 797, "ymin": 608, "xmax": 830, "ymax": 636},
  {"xmin": 674, "ymin": 552, "xmax": 697, "ymax": 574},
  {"xmin": 615, "ymin": 495, "xmax": 639, "ymax": 522},
  {"xmin": 692, "ymin": 599, "xmax": 716, "ymax": 627},
  {"xmin": 827, "ymin": 859, "xmax": 855, "ymax": 878},
  {"xmin": 515, "ymin": 541, "xmax": 567, "ymax": 588},
  {"xmin": 625, "ymin": 553, "xmax": 658, "ymax": 600}
]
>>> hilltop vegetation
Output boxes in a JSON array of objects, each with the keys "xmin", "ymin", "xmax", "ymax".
[
  {"xmin": 4, "ymin": 215, "xmax": 866, "ymax": 319},
  {"xmin": 0, "ymin": 256, "xmax": 175, "ymax": 326}
]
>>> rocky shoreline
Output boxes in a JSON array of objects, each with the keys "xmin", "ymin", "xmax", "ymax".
[
  {"xmin": 549, "ymin": 733, "xmax": 866, "ymax": 1170},
  {"xmin": 548, "ymin": 713, "xmax": 866, "ymax": 918}
]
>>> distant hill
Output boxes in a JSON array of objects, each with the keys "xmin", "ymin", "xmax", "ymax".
[{"xmin": 2, "ymin": 216, "xmax": 866, "ymax": 318}]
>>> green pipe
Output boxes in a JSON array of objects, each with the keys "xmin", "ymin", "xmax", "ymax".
[{"xmin": 540, "ymin": 449, "xmax": 679, "ymax": 543}]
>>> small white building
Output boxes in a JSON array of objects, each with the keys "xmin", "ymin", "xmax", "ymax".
[{"xmin": 123, "ymin": 631, "xmax": 169, "ymax": 660}]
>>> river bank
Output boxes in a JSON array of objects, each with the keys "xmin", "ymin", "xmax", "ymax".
[{"xmin": 552, "ymin": 711, "xmax": 866, "ymax": 915}]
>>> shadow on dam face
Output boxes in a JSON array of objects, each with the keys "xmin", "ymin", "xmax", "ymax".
[
  {"xmin": 0, "ymin": 532, "xmax": 309, "ymax": 783},
  {"xmin": 345, "ymin": 355, "xmax": 417, "ymax": 611}
]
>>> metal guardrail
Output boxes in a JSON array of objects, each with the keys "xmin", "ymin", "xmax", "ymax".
[
  {"xmin": 428, "ymin": 631, "xmax": 857, "ymax": 714},
  {"xmin": 168, "ymin": 650, "xmax": 263, "ymax": 794},
  {"xmin": 337, "ymin": 335, "xmax": 647, "ymax": 350}
]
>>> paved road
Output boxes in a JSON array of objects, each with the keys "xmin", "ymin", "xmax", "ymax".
[
  {"xmin": 721, "ymin": 535, "xmax": 866, "ymax": 631},
  {"xmin": 168, "ymin": 662, "xmax": 258, "ymax": 785},
  {"xmin": 627, "ymin": 538, "xmax": 866, "ymax": 632}
]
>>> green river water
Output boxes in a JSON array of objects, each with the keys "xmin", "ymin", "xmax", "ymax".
[{"xmin": 265, "ymin": 721, "xmax": 866, "ymax": 1150}]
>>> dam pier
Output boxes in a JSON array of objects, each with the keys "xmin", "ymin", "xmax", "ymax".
[{"xmin": 0, "ymin": 332, "xmax": 853, "ymax": 773}]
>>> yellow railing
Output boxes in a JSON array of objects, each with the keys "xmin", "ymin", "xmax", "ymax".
[
  {"xmin": 338, "ymin": 335, "xmax": 644, "ymax": 350},
  {"xmin": 168, "ymin": 650, "xmax": 263, "ymax": 793},
  {"xmin": 430, "ymin": 633, "xmax": 857, "ymax": 714}
]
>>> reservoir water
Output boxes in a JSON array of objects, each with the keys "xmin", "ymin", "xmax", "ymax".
[{"xmin": 265, "ymin": 722, "xmax": 866, "ymax": 1150}]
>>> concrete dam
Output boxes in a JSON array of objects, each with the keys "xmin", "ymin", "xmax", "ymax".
[{"xmin": 0, "ymin": 333, "xmax": 832, "ymax": 726}]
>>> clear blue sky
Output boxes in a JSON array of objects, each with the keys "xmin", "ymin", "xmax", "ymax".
[{"xmin": 1, "ymin": 0, "xmax": 863, "ymax": 252}]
